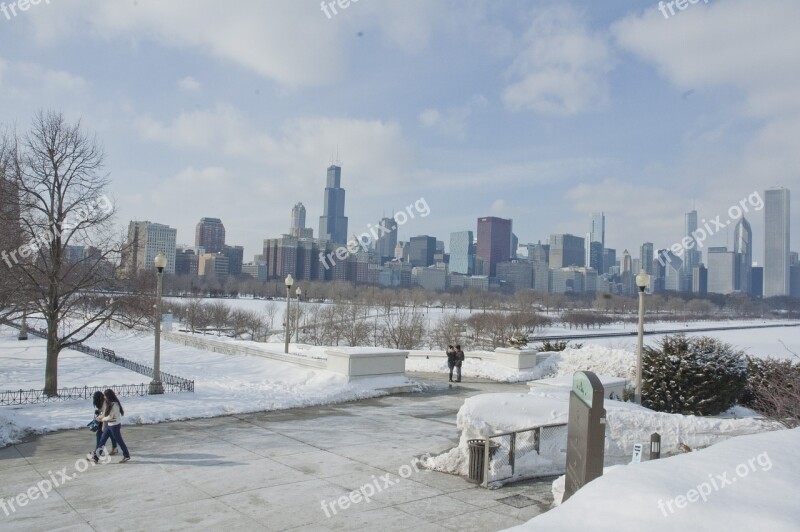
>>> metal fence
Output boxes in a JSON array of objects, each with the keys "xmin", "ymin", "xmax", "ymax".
[
  {"xmin": 482, "ymin": 423, "xmax": 569, "ymax": 487},
  {"xmin": 0, "ymin": 382, "xmax": 191, "ymax": 406},
  {"xmin": 2, "ymin": 320, "xmax": 195, "ymax": 403}
]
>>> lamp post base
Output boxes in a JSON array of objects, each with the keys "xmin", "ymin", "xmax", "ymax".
[
  {"xmin": 17, "ymin": 332, "xmax": 28, "ymax": 341},
  {"xmin": 148, "ymin": 381, "xmax": 164, "ymax": 395}
]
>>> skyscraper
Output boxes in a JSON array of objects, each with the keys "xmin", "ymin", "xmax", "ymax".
[
  {"xmin": 588, "ymin": 212, "xmax": 605, "ymax": 270},
  {"xmin": 764, "ymin": 187, "xmax": 790, "ymax": 297},
  {"xmin": 640, "ymin": 242, "xmax": 654, "ymax": 275},
  {"xmin": 375, "ymin": 216, "xmax": 398, "ymax": 263},
  {"xmin": 449, "ymin": 231, "xmax": 475, "ymax": 275},
  {"xmin": 318, "ymin": 165, "xmax": 348, "ymax": 244},
  {"xmin": 707, "ymin": 247, "xmax": 738, "ymax": 295},
  {"xmin": 684, "ymin": 209, "xmax": 702, "ymax": 273},
  {"xmin": 195, "ymin": 217, "xmax": 226, "ymax": 253},
  {"xmin": 476, "ymin": 217, "xmax": 512, "ymax": 277},
  {"xmin": 125, "ymin": 221, "xmax": 177, "ymax": 274},
  {"xmin": 733, "ymin": 217, "xmax": 752, "ymax": 293},
  {"xmin": 409, "ymin": 235, "xmax": 436, "ymax": 267},
  {"xmin": 291, "ymin": 202, "xmax": 306, "ymax": 231},
  {"xmin": 549, "ymin": 234, "xmax": 585, "ymax": 269}
]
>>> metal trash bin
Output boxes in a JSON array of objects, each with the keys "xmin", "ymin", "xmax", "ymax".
[{"xmin": 467, "ymin": 439, "xmax": 500, "ymax": 484}]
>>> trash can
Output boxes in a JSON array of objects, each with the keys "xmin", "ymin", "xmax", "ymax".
[{"xmin": 467, "ymin": 439, "xmax": 500, "ymax": 484}]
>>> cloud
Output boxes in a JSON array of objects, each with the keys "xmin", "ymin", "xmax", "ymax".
[
  {"xmin": 0, "ymin": 57, "xmax": 88, "ymax": 98},
  {"xmin": 418, "ymin": 95, "xmax": 487, "ymax": 139},
  {"xmin": 503, "ymin": 5, "xmax": 614, "ymax": 115},
  {"xmin": 177, "ymin": 76, "xmax": 201, "ymax": 92}
]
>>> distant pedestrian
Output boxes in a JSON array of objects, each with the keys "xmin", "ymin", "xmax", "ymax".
[
  {"xmin": 91, "ymin": 391, "xmax": 118, "ymax": 456},
  {"xmin": 95, "ymin": 389, "xmax": 131, "ymax": 463},
  {"xmin": 446, "ymin": 345, "xmax": 456, "ymax": 382},
  {"xmin": 455, "ymin": 345, "xmax": 465, "ymax": 382}
]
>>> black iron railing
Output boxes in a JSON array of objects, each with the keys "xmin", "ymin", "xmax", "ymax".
[{"xmin": 0, "ymin": 382, "xmax": 191, "ymax": 406}]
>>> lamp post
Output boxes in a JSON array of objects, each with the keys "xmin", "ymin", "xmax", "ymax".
[
  {"xmin": 284, "ymin": 274, "xmax": 293, "ymax": 354},
  {"xmin": 295, "ymin": 287, "xmax": 302, "ymax": 343},
  {"xmin": 150, "ymin": 252, "xmax": 167, "ymax": 395},
  {"xmin": 634, "ymin": 269, "xmax": 651, "ymax": 404}
]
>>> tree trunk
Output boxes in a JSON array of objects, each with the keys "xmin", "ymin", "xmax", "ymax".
[{"xmin": 45, "ymin": 327, "xmax": 59, "ymax": 396}]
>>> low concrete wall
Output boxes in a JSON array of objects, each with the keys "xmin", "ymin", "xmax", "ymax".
[
  {"xmin": 326, "ymin": 348, "xmax": 408, "ymax": 379},
  {"xmin": 161, "ymin": 332, "xmax": 326, "ymax": 369},
  {"xmin": 493, "ymin": 347, "xmax": 539, "ymax": 370}
]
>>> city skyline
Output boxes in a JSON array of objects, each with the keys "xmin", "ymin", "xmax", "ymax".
[{"xmin": 3, "ymin": 2, "xmax": 797, "ymax": 263}]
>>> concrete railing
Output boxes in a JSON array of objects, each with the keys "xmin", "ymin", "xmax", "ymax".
[
  {"xmin": 161, "ymin": 331, "xmax": 409, "ymax": 381},
  {"xmin": 161, "ymin": 331, "xmax": 326, "ymax": 370}
]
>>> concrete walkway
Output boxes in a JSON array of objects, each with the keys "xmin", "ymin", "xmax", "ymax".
[{"xmin": 0, "ymin": 373, "xmax": 555, "ymax": 531}]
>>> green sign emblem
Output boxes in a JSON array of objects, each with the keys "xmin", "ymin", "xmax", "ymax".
[{"xmin": 573, "ymin": 372, "xmax": 594, "ymax": 408}]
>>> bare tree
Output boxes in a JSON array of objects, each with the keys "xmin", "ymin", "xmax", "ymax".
[
  {"xmin": 264, "ymin": 300, "xmax": 279, "ymax": 331},
  {"xmin": 379, "ymin": 304, "xmax": 426, "ymax": 349},
  {"xmin": 334, "ymin": 301, "xmax": 371, "ymax": 347},
  {"xmin": 3, "ymin": 112, "xmax": 123, "ymax": 395}
]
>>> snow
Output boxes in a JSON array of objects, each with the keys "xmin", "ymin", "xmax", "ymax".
[
  {"xmin": 0, "ymin": 326, "xmax": 417, "ymax": 448},
  {"xmin": 423, "ymin": 388, "xmax": 777, "ymax": 483},
  {"xmin": 422, "ymin": 341, "xmax": 780, "ymax": 485},
  {"xmin": 506, "ymin": 428, "xmax": 800, "ymax": 532}
]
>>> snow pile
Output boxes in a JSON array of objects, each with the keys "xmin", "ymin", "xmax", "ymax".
[
  {"xmin": 423, "ymin": 389, "xmax": 778, "ymax": 482},
  {"xmin": 507, "ymin": 428, "xmax": 800, "ymax": 531},
  {"xmin": 534, "ymin": 345, "xmax": 637, "ymax": 382}
]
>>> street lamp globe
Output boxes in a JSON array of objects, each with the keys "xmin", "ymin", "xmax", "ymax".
[
  {"xmin": 635, "ymin": 269, "xmax": 650, "ymax": 291},
  {"xmin": 154, "ymin": 252, "xmax": 168, "ymax": 272},
  {"xmin": 285, "ymin": 274, "xmax": 294, "ymax": 290},
  {"xmin": 296, "ymin": 287, "xmax": 302, "ymax": 298}
]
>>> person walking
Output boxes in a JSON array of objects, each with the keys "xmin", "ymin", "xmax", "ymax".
[
  {"xmin": 92, "ymin": 391, "xmax": 118, "ymax": 456},
  {"xmin": 95, "ymin": 389, "xmax": 131, "ymax": 463},
  {"xmin": 446, "ymin": 345, "xmax": 456, "ymax": 382},
  {"xmin": 454, "ymin": 344, "xmax": 465, "ymax": 382}
]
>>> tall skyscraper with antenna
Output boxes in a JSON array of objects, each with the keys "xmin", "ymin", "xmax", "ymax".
[{"xmin": 318, "ymin": 164, "xmax": 348, "ymax": 245}]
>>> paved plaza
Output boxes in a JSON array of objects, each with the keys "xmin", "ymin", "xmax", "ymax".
[{"xmin": 0, "ymin": 374, "xmax": 555, "ymax": 531}]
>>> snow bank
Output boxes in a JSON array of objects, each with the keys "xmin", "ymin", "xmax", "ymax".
[
  {"xmin": 507, "ymin": 428, "xmax": 800, "ymax": 531},
  {"xmin": 423, "ymin": 389, "xmax": 778, "ymax": 482}
]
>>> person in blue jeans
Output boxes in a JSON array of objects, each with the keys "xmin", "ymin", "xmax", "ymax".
[
  {"xmin": 454, "ymin": 345, "xmax": 465, "ymax": 382},
  {"xmin": 92, "ymin": 391, "xmax": 117, "ymax": 456},
  {"xmin": 446, "ymin": 345, "xmax": 456, "ymax": 382},
  {"xmin": 95, "ymin": 389, "xmax": 131, "ymax": 463}
]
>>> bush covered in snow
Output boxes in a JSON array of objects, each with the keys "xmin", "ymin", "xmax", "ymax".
[
  {"xmin": 742, "ymin": 356, "xmax": 800, "ymax": 428},
  {"xmin": 642, "ymin": 335, "xmax": 747, "ymax": 416}
]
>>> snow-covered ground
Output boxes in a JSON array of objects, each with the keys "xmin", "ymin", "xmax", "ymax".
[
  {"xmin": 507, "ymin": 428, "xmax": 800, "ymax": 531},
  {"xmin": 0, "ymin": 325, "xmax": 416, "ymax": 448}
]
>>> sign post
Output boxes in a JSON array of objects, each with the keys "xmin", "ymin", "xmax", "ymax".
[{"xmin": 563, "ymin": 371, "xmax": 606, "ymax": 502}]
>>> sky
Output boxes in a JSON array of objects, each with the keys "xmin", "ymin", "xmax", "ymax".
[{"xmin": 0, "ymin": 0, "xmax": 797, "ymax": 265}]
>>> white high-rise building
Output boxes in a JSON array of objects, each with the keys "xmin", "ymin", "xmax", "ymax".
[
  {"xmin": 764, "ymin": 187, "xmax": 791, "ymax": 297},
  {"xmin": 125, "ymin": 221, "xmax": 177, "ymax": 274}
]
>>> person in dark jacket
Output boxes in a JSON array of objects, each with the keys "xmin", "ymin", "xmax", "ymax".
[
  {"xmin": 446, "ymin": 345, "xmax": 456, "ymax": 382},
  {"xmin": 92, "ymin": 391, "xmax": 118, "ymax": 456},
  {"xmin": 454, "ymin": 345, "xmax": 465, "ymax": 382}
]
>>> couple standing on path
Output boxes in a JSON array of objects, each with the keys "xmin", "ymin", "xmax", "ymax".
[
  {"xmin": 447, "ymin": 345, "xmax": 464, "ymax": 382},
  {"xmin": 92, "ymin": 389, "xmax": 131, "ymax": 463}
]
